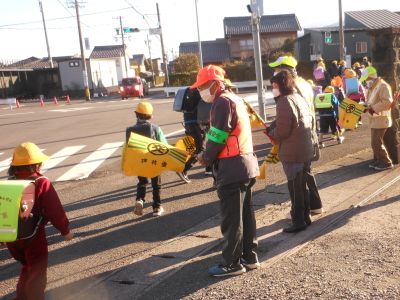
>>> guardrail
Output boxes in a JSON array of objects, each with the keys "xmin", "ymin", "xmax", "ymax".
[
  {"xmin": 0, "ymin": 98, "xmax": 16, "ymax": 109},
  {"xmin": 164, "ymin": 80, "xmax": 271, "ymax": 97}
]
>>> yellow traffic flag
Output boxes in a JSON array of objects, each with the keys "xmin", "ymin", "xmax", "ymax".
[
  {"xmin": 338, "ymin": 98, "xmax": 365, "ymax": 129},
  {"xmin": 175, "ymin": 135, "xmax": 196, "ymax": 155},
  {"xmin": 122, "ymin": 133, "xmax": 189, "ymax": 177},
  {"xmin": 257, "ymin": 161, "xmax": 267, "ymax": 179}
]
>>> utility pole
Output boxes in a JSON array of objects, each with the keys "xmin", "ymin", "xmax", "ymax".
[
  {"xmin": 70, "ymin": 0, "xmax": 90, "ymax": 100},
  {"xmin": 338, "ymin": 0, "xmax": 345, "ymax": 61},
  {"xmin": 249, "ymin": 0, "xmax": 265, "ymax": 120},
  {"xmin": 156, "ymin": 3, "xmax": 169, "ymax": 86},
  {"xmin": 194, "ymin": 0, "xmax": 203, "ymax": 68},
  {"xmin": 119, "ymin": 16, "xmax": 128, "ymax": 76},
  {"xmin": 38, "ymin": 0, "xmax": 53, "ymax": 68},
  {"xmin": 146, "ymin": 34, "xmax": 155, "ymax": 84}
]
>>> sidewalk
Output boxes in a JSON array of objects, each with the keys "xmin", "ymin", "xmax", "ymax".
[{"xmin": 53, "ymin": 148, "xmax": 400, "ymax": 300}]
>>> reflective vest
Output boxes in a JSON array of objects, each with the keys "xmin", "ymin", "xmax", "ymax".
[
  {"xmin": 216, "ymin": 93, "xmax": 254, "ymax": 159},
  {"xmin": 315, "ymin": 93, "xmax": 333, "ymax": 109}
]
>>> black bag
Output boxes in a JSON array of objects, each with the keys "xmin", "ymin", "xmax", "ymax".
[{"xmin": 197, "ymin": 100, "xmax": 212, "ymax": 125}]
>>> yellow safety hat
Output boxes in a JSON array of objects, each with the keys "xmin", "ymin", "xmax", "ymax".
[
  {"xmin": 135, "ymin": 101, "xmax": 153, "ymax": 115},
  {"xmin": 353, "ymin": 62, "xmax": 361, "ymax": 68},
  {"xmin": 11, "ymin": 142, "xmax": 49, "ymax": 166},
  {"xmin": 338, "ymin": 60, "xmax": 345, "ymax": 66},
  {"xmin": 307, "ymin": 79, "xmax": 315, "ymax": 87},
  {"xmin": 360, "ymin": 66, "xmax": 377, "ymax": 82},
  {"xmin": 332, "ymin": 60, "xmax": 338, "ymax": 64},
  {"xmin": 268, "ymin": 56, "xmax": 298, "ymax": 69},
  {"xmin": 344, "ymin": 69, "xmax": 357, "ymax": 78},
  {"xmin": 317, "ymin": 57, "xmax": 324, "ymax": 62},
  {"xmin": 324, "ymin": 86, "xmax": 335, "ymax": 94}
]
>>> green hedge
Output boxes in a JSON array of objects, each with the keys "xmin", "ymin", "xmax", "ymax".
[{"xmin": 169, "ymin": 72, "xmax": 198, "ymax": 87}]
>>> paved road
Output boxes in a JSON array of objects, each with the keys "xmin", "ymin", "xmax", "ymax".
[{"xmin": 0, "ymin": 90, "xmax": 372, "ymax": 299}]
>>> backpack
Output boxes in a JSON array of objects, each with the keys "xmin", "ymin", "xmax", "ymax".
[
  {"xmin": 0, "ymin": 178, "xmax": 42, "ymax": 242},
  {"xmin": 313, "ymin": 67, "xmax": 326, "ymax": 81},
  {"xmin": 173, "ymin": 88, "xmax": 187, "ymax": 112},
  {"xmin": 345, "ymin": 77, "xmax": 359, "ymax": 95}
]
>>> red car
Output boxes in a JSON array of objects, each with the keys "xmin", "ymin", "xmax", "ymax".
[{"xmin": 119, "ymin": 77, "xmax": 144, "ymax": 99}]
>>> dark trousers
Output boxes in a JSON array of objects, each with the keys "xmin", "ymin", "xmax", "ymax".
[
  {"xmin": 217, "ymin": 178, "xmax": 257, "ymax": 266},
  {"xmin": 304, "ymin": 162, "xmax": 322, "ymax": 210},
  {"xmin": 136, "ymin": 176, "xmax": 161, "ymax": 208},
  {"xmin": 183, "ymin": 124, "xmax": 204, "ymax": 173},
  {"xmin": 7, "ymin": 228, "xmax": 48, "ymax": 300},
  {"xmin": 287, "ymin": 170, "xmax": 310, "ymax": 226}
]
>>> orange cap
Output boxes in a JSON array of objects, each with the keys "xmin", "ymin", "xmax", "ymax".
[{"xmin": 190, "ymin": 65, "xmax": 225, "ymax": 89}]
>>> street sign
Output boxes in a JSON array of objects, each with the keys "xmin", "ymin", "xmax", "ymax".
[
  {"xmin": 249, "ymin": 0, "xmax": 263, "ymax": 17},
  {"xmin": 325, "ymin": 32, "xmax": 332, "ymax": 44},
  {"xmin": 123, "ymin": 27, "xmax": 139, "ymax": 33},
  {"xmin": 149, "ymin": 27, "xmax": 161, "ymax": 35}
]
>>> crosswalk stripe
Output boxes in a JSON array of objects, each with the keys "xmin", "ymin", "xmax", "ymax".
[
  {"xmin": 0, "ymin": 157, "xmax": 12, "ymax": 172},
  {"xmin": 56, "ymin": 142, "xmax": 123, "ymax": 181},
  {"xmin": 41, "ymin": 145, "xmax": 86, "ymax": 173}
]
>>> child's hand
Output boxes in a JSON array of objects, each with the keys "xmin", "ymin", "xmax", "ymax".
[{"xmin": 64, "ymin": 231, "xmax": 74, "ymax": 241}]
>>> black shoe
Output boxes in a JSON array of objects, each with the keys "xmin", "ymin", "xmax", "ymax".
[
  {"xmin": 305, "ymin": 214, "xmax": 312, "ymax": 226},
  {"xmin": 283, "ymin": 223, "xmax": 307, "ymax": 233},
  {"xmin": 208, "ymin": 263, "xmax": 246, "ymax": 277},
  {"xmin": 176, "ymin": 171, "xmax": 191, "ymax": 183},
  {"xmin": 240, "ymin": 257, "xmax": 260, "ymax": 270}
]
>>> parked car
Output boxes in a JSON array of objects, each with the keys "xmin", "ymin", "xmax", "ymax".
[
  {"xmin": 119, "ymin": 77, "xmax": 144, "ymax": 99},
  {"xmin": 141, "ymin": 78, "xmax": 150, "ymax": 96}
]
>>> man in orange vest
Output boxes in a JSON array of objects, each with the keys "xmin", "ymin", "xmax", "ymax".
[{"xmin": 194, "ymin": 65, "xmax": 260, "ymax": 276}]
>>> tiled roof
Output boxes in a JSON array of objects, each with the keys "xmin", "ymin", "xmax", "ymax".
[
  {"xmin": 179, "ymin": 39, "xmax": 230, "ymax": 64},
  {"xmin": 131, "ymin": 54, "xmax": 145, "ymax": 65},
  {"xmin": 224, "ymin": 14, "xmax": 301, "ymax": 36},
  {"xmin": 90, "ymin": 45, "xmax": 126, "ymax": 59},
  {"xmin": 345, "ymin": 10, "xmax": 400, "ymax": 29},
  {"xmin": 6, "ymin": 56, "xmax": 57, "ymax": 69}
]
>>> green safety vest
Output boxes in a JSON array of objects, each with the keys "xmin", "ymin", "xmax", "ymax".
[
  {"xmin": 0, "ymin": 180, "xmax": 33, "ymax": 242},
  {"xmin": 315, "ymin": 93, "xmax": 333, "ymax": 109}
]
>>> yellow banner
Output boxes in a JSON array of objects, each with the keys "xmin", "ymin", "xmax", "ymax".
[
  {"xmin": 175, "ymin": 135, "xmax": 196, "ymax": 155},
  {"xmin": 338, "ymin": 98, "xmax": 365, "ymax": 129},
  {"xmin": 122, "ymin": 133, "xmax": 189, "ymax": 177},
  {"xmin": 0, "ymin": 180, "xmax": 32, "ymax": 242}
]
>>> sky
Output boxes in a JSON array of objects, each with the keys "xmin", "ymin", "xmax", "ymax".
[{"xmin": 0, "ymin": 0, "xmax": 399, "ymax": 63}]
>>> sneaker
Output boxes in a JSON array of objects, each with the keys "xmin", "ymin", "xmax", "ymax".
[
  {"xmin": 153, "ymin": 206, "xmax": 164, "ymax": 217},
  {"xmin": 310, "ymin": 208, "xmax": 324, "ymax": 215},
  {"xmin": 176, "ymin": 172, "xmax": 191, "ymax": 183},
  {"xmin": 204, "ymin": 171, "xmax": 213, "ymax": 176},
  {"xmin": 319, "ymin": 142, "xmax": 325, "ymax": 149},
  {"xmin": 208, "ymin": 264, "xmax": 246, "ymax": 277},
  {"xmin": 283, "ymin": 223, "xmax": 307, "ymax": 233},
  {"xmin": 240, "ymin": 258, "xmax": 260, "ymax": 270},
  {"xmin": 134, "ymin": 200, "xmax": 144, "ymax": 216},
  {"xmin": 374, "ymin": 163, "xmax": 394, "ymax": 171},
  {"xmin": 337, "ymin": 136, "xmax": 345, "ymax": 144}
]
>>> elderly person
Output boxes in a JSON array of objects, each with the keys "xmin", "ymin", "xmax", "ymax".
[
  {"xmin": 194, "ymin": 65, "xmax": 259, "ymax": 276},
  {"xmin": 267, "ymin": 70, "xmax": 315, "ymax": 233},
  {"xmin": 361, "ymin": 66, "xmax": 394, "ymax": 170}
]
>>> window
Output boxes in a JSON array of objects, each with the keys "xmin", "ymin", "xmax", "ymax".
[
  {"xmin": 239, "ymin": 39, "xmax": 253, "ymax": 50},
  {"xmin": 69, "ymin": 61, "xmax": 79, "ymax": 67},
  {"xmin": 356, "ymin": 42, "xmax": 367, "ymax": 54}
]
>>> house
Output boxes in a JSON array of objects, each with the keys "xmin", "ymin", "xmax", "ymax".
[
  {"xmin": 179, "ymin": 39, "xmax": 231, "ymax": 64},
  {"xmin": 131, "ymin": 54, "xmax": 146, "ymax": 76},
  {"xmin": 178, "ymin": 14, "xmax": 301, "ymax": 62},
  {"xmin": 57, "ymin": 56, "xmax": 89, "ymax": 92},
  {"xmin": 89, "ymin": 45, "xmax": 135, "ymax": 92},
  {"xmin": 295, "ymin": 10, "xmax": 400, "ymax": 62},
  {"xmin": 223, "ymin": 14, "xmax": 301, "ymax": 59}
]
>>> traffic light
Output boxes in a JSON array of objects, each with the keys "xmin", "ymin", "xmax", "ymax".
[
  {"xmin": 123, "ymin": 27, "xmax": 139, "ymax": 33},
  {"xmin": 325, "ymin": 32, "xmax": 332, "ymax": 44}
]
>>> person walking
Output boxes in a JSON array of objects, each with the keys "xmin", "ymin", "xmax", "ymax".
[
  {"xmin": 126, "ymin": 101, "xmax": 167, "ymax": 216},
  {"xmin": 5, "ymin": 142, "xmax": 73, "ymax": 300},
  {"xmin": 360, "ymin": 66, "xmax": 394, "ymax": 171},
  {"xmin": 267, "ymin": 70, "xmax": 315, "ymax": 233},
  {"xmin": 268, "ymin": 56, "xmax": 323, "ymax": 216},
  {"xmin": 193, "ymin": 65, "xmax": 259, "ymax": 276}
]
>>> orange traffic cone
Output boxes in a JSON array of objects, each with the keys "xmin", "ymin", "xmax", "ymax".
[
  {"xmin": 66, "ymin": 95, "xmax": 71, "ymax": 104},
  {"xmin": 53, "ymin": 96, "xmax": 58, "ymax": 105},
  {"xmin": 40, "ymin": 97, "xmax": 44, "ymax": 107},
  {"xmin": 16, "ymin": 99, "xmax": 21, "ymax": 108}
]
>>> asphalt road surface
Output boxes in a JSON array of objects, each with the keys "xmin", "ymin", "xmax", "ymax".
[{"xmin": 0, "ymin": 91, "xmax": 371, "ymax": 299}]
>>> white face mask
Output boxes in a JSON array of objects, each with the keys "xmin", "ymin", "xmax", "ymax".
[
  {"xmin": 365, "ymin": 79, "xmax": 374, "ymax": 89},
  {"xmin": 272, "ymin": 88, "xmax": 280, "ymax": 98},
  {"xmin": 199, "ymin": 82, "xmax": 216, "ymax": 103}
]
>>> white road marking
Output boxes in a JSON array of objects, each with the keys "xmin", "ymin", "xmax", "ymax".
[
  {"xmin": 49, "ymin": 107, "xmax": 93, "ymax": 113},
  {"xmin": 165, "ymin": 128, "xmax": 185, "ymax": 138},
  {"xmin": 41, "ymin": 145, "xmax": 86, "ymax": 173},
  {"xmin": 0, "ymin": 111, "xmax": 34, "ymax": 117},
  {"xmin": 56, "ymin": 142, "xmax": 123, "ymax": 181},
  {"xmin": 0, "ymin": 157, "xmax": 12, "ymax": 172}
]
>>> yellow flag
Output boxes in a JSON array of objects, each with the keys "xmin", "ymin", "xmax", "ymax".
[
  {"xmin": 257, "ymin": 161, "xmax": 267, "ymax": 179},
  {"xmin": 122, "ymin": 133, "xmax": 189, "ymax": 177},
  {"xmin": 175, "ymin": 135, "xmax": 196, "ymax": 155},
  {"xmin": 338, "ymin": 98, "xmax": 365, "ymax": 129}
]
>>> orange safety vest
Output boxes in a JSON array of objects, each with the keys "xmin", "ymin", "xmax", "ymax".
[{"xmin": 215, "ymin": 93, "xmax": 254, "ymax": 158}]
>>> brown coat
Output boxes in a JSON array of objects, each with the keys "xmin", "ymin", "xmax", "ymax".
[
  {"xmin": 268, "ymin": 93, "xmax": 314, "ymax": 163},
  {"xmin": 366, "ymin": 78, "xmax": 393, "ymax": 129}
]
